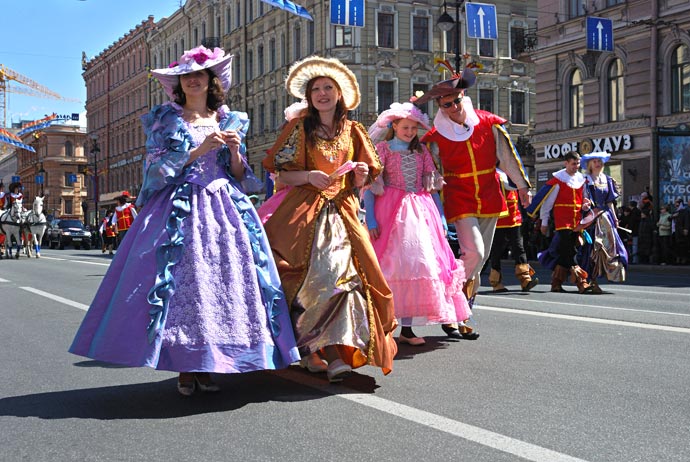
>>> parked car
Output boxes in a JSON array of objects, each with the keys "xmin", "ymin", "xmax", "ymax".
[{"xmin": 47, "ymin": 219, "xmax": 92, "ymax": 250}]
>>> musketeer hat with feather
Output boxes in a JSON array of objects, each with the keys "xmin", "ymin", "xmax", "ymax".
[{"xmin": 413, "ymin": 68, "xmax": 477, "ymax": 106}]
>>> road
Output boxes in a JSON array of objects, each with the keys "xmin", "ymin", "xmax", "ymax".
[{"xmin": 1, "ymin": 249, "xmax": 689, "ymax": 462}]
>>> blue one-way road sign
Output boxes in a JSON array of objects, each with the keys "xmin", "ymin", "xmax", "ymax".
[
  {"xmin": 331, "ymin": 0, "xmax": 365, "ymax": 27},
  {"xmin": 465, "ymin": 3, "xmax": 498, "ymax": 40},
  {"xmin": 586, "ymin": 17, "xmax": 614, "ymax": 52}
]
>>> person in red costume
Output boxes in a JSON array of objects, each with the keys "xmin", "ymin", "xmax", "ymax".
[
  {"xmin": 488, "ymin": 170, "xmax": 539, "ymax": 293},
  {"xmin": 417, "ymin": 70, "xmax": 532, "ymax": 339},
  {"xmin": 112, "ymin": 192, "xmax": 138, "ymax": 246},
  {"xmin": 526, "ymin": 151, "xmax": 593, "ymax": 294}
]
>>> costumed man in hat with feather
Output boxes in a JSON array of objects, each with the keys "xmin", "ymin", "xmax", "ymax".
[
  {"xmin": 112, "ymin": 191, "xmax": 137, "ymax": 246},
  {"xmin": 416, "ymin": 67, "xmax": 532, "ymax": 339}
]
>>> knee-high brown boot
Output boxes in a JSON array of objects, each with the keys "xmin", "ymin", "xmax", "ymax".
[
  {"xmin": 515, "ymin": 263, "xmax": 539, "ymax": 292},
  {"xmin": 489, "ymin": 269, "xmax": 508, "ymax": 292},
  {"xmin": 570, "ymin": 265, "xmax": 593, "ymax": 294},
  {"xmin": 551, "ymin": 265, "xmax": 569, "ymax": 292}
]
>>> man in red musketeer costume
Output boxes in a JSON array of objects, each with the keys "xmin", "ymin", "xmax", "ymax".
[
  {"xmin": 526, "ymin": 151, "xmax": 593, "ymax": 294},
  {"xmin": 417, "ymin": 70, "xmax": 532, "ymax": 339},
  {"xmin": 112, "ymin": 191, "xmax": 138, "ymax": 245}
]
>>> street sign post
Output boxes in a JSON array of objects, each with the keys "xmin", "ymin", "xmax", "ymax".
[
  {"xmin": 331, "ymin": 0, "xmax": 365, "ymax": 27},
  {"xmin": 586, "ymin": 17, "xmax": 614, "ymax": 52},
  {"xmin": 465, "ymin": 3, "xmax": 498, "ymax": 40}
]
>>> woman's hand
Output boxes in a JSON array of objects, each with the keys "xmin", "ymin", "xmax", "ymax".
[
  {"xmin": 368, "ymin": 226, "xmax": 380, "ymax": 240},
  {"xmin": 188, "ymin": 130, "xmax": 227, "ymax": 164},
  {"xmin": 353, "ymin": 162, "xmax": 369, "ymax": 187},
  {"xmin": 306, "ymin": 170, "xmax": 332, "ymax": 190},
  {"xmin": 221, "ymin": 130, "xmax": 242, "ymax": 156}
]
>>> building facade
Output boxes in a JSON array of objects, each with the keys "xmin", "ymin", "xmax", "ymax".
[
  {"xmin": 82, "ymin": 16, "xmax": 155, "ymax": 223},
  {"xmin": 83, "ymin": 0, "xmax": 537, "ymax": 211},
  {"xmin": 532, "ymin": 0, "xmax": 690, "ymax": 207},
  {"xmin": 16, "ymin": 124, "xmax": 88, "ymax": 220}
]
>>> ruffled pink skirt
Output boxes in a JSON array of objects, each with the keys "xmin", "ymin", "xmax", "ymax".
[{"xmin": 370, "ymin": 188, "xmax": 471, "ymax": 325}]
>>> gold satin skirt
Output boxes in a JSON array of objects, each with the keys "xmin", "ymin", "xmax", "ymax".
[
  {"xmin": 291, "ymin": 201, "xmax": 370, "ymax": 356},
  {"xmin": 591, "ymin": 213, "xmax": 626, "ymax": 282}
]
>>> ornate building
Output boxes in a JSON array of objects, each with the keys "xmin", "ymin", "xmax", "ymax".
[
  {"xmin": 532, "ymin": 0, "xmax": 690, "ymax": 206},
  {"xmin": 16, "ymin": 124, "xmax": 88, "ymax": 219}
]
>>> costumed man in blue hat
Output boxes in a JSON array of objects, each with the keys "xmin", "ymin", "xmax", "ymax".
[
  {"xmin": 527, "ymin": 151, "xmax": 592, "ymax": 293},
  {"xmin": 417, "ymin": 69, "xmax": 532, "ymax": 339}
]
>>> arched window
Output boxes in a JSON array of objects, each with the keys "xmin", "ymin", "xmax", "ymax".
[
  {"xmin": 607, "ymin": 59, "xmax": 624, "ymax": 121},
  {"xmin": 65, "ymin": 140, "xmax": 74, "ymax": 157},
  {"xmin": 569, "ymin": 69, "xmax": 584, "ymax": 128},
  {"xmin": 671, "ymin": 45, "xmax": 690, "ymax": 113}
]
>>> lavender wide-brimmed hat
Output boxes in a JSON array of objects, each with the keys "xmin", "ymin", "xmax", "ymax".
[{"xmin": 151, "ymin": 45, "xmax": 233, "ymax": 100}]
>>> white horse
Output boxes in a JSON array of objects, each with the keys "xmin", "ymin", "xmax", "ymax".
[
  {"xmin": 0, "ymin": 198, "xmax": 26, "ymax": 259},
  {"xmin": 25, "ymin": 196, "xmax": 48, "ymax": 258}
]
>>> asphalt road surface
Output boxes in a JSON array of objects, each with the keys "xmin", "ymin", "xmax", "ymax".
[{"xmin": 1, "ymin": 249, "xmax": 689, "ymax": 462}]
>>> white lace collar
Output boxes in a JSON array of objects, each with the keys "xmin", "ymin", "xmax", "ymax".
[{"xmin": 553, "ymin": 168, "xmax": 586, "ymax": 188}]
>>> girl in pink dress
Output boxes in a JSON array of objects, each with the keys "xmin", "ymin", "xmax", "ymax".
[{"xmin": 364, "ymin": 103, "xmax": 471, "ymax": 345}]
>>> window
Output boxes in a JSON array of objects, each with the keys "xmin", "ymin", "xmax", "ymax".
[
  {"xmin": 413, "ymin": 83, "xmax": 430, "ymax": 115},
  {"xmin": 606, "ymin": 0, "xmax": 624, "ymax": 5},
  {"xmin": 294, "ymin": 24, "xmax": 302, "ymax": 60},
  {"xmin": 569, "ymin": 69, "xmax": 584, "ymax": 128},
  {"xmin": 479, "ymin": 89, "xmax": 494, "ymax": 113},
  {"xmin": 235, "ymin": 55, "xmax": 241, "ymax": 85},
  {"xmin": 510, "ymin": 26, "xmax": 526, "ymax": 58},
  {"xmin": 377, "ymin": 12, "xmax": 395, "ymax": 48},
  {"xmin": 236, "ymin": 2, "xmax": 241, "ymax": 28},
  {"xmin": 569, "ymin": 0, "xmax": 584, "ymax": 18},
  {"xmin": 377, "ymin": 81, "xmax": 395, "ymax": 113},
  {"xmin": 247, "ymin": 108, "xmax": 254, "ymax": 135},
  {"xmin": 247, "ymin": 49, "xmax": 253, "ymax": 80},
  {"xmin": 445, "ymin": 25, "xmax": 461, "ymax": 56},
  {"xmin": 510, "ymin": 91, "xmax": 526, "ymax": 125},
  {"xmin": 271, "ymin": 99, "xmax": 277, "ymax": 129},
  {"xmin": 607, "ymin": 59, "xmax": 624, "ymax": 121},
  {"xmin": 193, "ymin": 28, "xmax": 198, "ymax": 46},
  {"xmin": 479, "ymin": 39, "xmax": 494, "ymax": 58},
  {"xmin": 335, "ymin": 26, "xmax": 353, "ymax": 47},
  {"xmin": 281, "ymin": 33, "xmax": 286, "ymax": 66},
  {"xmin": 671, "ymin": 45, "xmax": 690, "ymax": 113},
  {"xmin": 65, "ymin": 141, "xmax": 74, "ymax": 157},
  {"xmin": 258, "ymin": 45, "xmax": 265, "ymax": 75},
  {"xmin": 413, "ymin": 16, "xmax": 429, "ymax": 51},
  {"xmin": 269, "ymin": 39, "xmax": 276, "ymax": 70},
  {"xmin": 308, "ymin": 22, "xmax": 315, "ymax": 55},
  {"xmin": 259, "ymin": 103, "xmax": 265, "ymax": 132},
  {"xmin": 226, "ymin": 8, "xmax": 232, "ymax": 33},
  {"xmin": 64, "ymin": 199, "xmax": 73, "ymax": 215}
]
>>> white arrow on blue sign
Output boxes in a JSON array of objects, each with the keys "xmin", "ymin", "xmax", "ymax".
[
  {"xmin": 331, "ymin": 0, "xmax": 365, "ymax": 28},
  {"xmin": 465, "ymin": 3, "xmax": 498, "ymax": 40},
  {"xmin": 586, "ymin": 17, "xmax": 614, "ymax": 52}
]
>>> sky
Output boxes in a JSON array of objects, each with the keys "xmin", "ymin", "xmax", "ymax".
[{"xmin": 1, "ymin": 0, "xmax": 181, "ymax": 128}]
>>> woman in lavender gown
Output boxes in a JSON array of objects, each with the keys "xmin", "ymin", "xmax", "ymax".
[
  {"xmin": 578, "ymin": 151, "xmax": 628, "ymax": 293},
  {"xmin": 70, "ymin": 45, "xmax": 299, "ymax": 396}
]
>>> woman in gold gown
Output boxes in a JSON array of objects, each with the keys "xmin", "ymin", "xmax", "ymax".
[{"xmin": 262, "ymin": 56, "xmax": 397, "ymax": 382}]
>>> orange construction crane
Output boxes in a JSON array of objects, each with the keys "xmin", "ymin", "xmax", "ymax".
[{"xmin": 0, "ymin": 64, "xmax": 80, "ymax": 129}]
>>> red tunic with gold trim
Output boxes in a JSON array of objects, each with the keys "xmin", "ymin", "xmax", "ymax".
[
  {"xmin": 422, "ymin": 111, "xmax": 514, "ymax": 222},
  {"xmin": 547, "ymin": 177, "xmax": 583, "ymax": 231},
  {"xmin": 114, "ymin": 204, "xmax": 136, "ymax": 232},
  {"xmin": 497, "ymin": 186, "xmax": 522, "ymax": 229},
  {"xmin": 0, "ymin": 192, "xmax": 5, "ymax": 209}
]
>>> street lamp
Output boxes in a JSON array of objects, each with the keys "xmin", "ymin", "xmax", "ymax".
[
  {"xmin": 438, "ymin": 1, "xmax": 465, "ymax": 73},
  {"xmin": 90, "ymin": 136, "xmax": 100, "ymax": 226}
]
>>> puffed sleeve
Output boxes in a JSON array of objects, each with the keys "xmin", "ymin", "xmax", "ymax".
[
  {"xmin": 136, "ymin": 103, "xmax": 193, "ymax": 207},
  {"xmin": 351, "ymin": 121, "xmax": 382, "ymax": 185},
  {"xmin": 263, "ymin": 118, "xmax": 303, "ymax": 173}
]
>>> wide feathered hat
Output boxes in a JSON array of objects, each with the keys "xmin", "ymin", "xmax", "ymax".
[
  {"xmin": 413, "ymin": 68, "xmax": 477, "ymax": 105},
  {"xmin": 151, "ymin": 45, "xmax": 233, "ymax": 100},
  {"xmin": 285, "ymin": 56, "xmax": 361, "ymax": 110},
  {"xmin": 580, "ymin": 151, "xmax": 611, "ymax": 170}
]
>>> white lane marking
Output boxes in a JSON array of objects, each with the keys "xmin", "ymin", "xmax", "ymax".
[
  {"xmin": 0, "ymin": 278, "xmax": 10, "ymax": 283},
  {"xmin": 277, "ymin": 369, "xmax": 588, "ymax": 462},
  {"xmin": 480, "ymin": 305, "xmax": 690, "ymax": 333},
  {"xmin": 37, "ymin": 256, "xmax": 67, "ymax": 261},
  {"xmin": 601, "ymin": 286, "xmax": 690, "ymax": 296},
  {"xmin": 39, "ymin": 255, "xmax": 110, "ymax": 266},
  {"xmin": 19, "ymin": 287, "xmax": 89, "ymax": 311},
  {"xmin": 484, "ymin": 296, "xmax": 690, "ymax": 318}
]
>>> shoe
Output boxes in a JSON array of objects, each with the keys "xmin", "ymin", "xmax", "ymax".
[
  {"xmin": 194, "ymin": 373, "xmax": 220, "ymax": 393},
  {"xmin": 441, "ymin": 323, "xmax": 462, "ymax": 339},
  {"xmin": 458, "ymin": 322, "xmax": 480, "ymax": 340},
  {"xmin": 327, "ymin": 359, "xmax": 352, "ymax": 383},
  {"xmin": 398, "ymin": 334, "xmax": 426, "ymax": 346},
  {"xmin": 177, "ymin": 373, "xmax": 196, "ymax": 396},
  {"xmin": 299, "ymin": 354, "xmax": 328, "ymax": 373}
]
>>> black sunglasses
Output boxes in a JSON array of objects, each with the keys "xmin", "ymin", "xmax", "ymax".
[{"xmin": 440, "ymin": 97, "xmax": 462, "ymax": 109}]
